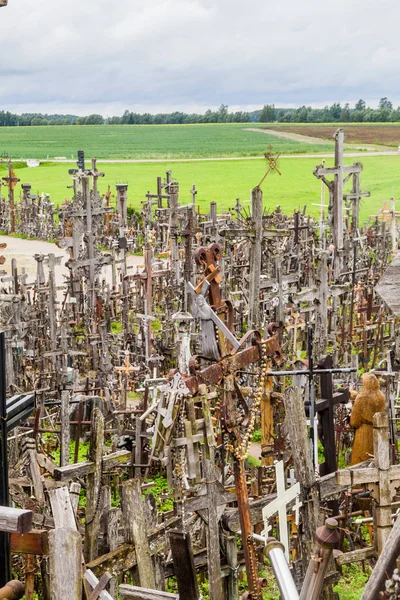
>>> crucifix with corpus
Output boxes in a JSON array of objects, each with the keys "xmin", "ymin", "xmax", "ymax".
[{"xmin": 183, "ymin": 244, "xmax": 283, "ymax": 600}]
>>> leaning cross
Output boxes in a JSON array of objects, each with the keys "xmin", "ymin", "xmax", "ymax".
[{"xmin": 262, "ymin": 460, "xmax": 302, "ymax": 561}]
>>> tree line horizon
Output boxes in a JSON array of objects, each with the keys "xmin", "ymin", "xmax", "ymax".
[{"xmin": 0, "ymin": 98, "xmax": 398, "ymax": 127}]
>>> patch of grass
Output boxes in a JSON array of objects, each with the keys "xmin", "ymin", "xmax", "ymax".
[
  {"xmin": 143, "ymin": 473, "xmax": 173, "ymax": 512},
  {"xmin": 0, "ymin": 124, "xmax": 334, "ymax": 161},
  {"xmin": 8, "ymin": 154, "xmax": 399, "ymax": 223},
  {"xmin": 248, "ymin": 455, "xmax": 261, "ymax": 468},
  {"xmin": 333, "ymin": 563, "xmax": 371, "ymax": 599},
  {"xmin": 252, "ymin": 429, "xmax": 262, "ymax": 442},
  {"xmin": 111, "ymin": 321, "xmax": 122, "ymax": 334}
]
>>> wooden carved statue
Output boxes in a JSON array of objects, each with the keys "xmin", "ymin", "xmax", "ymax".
[{"xmin": 350, "ymin": 373, "xmax": 386, "ymax": 465}]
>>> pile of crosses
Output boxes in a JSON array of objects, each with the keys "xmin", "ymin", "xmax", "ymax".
[{"xmin": 0, "ymin": 130, "xmax": 399, "ymax": 598}]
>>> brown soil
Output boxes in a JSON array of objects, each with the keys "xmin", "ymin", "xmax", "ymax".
[{"xmin": 264, "ymin": 125, "xmax": 400, "ymax": 147}]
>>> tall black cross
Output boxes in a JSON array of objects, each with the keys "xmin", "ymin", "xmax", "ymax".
[{"xmin": 0, "ymin": 332, "xmax": 35, "ymax": 585}]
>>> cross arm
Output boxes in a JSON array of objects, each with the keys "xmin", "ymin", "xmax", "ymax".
[
  {"xmin": 315, "ymin": 389, "xmax": 349, "ymax": 412},
  {"xmin": 183, "ymin": 334, "xmax": 281, "ymax": 395}
]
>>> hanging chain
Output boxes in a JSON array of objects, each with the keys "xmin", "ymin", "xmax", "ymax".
[{"xmin": 226, "ymin": 339, "xmax": 271, "ymax": 461}]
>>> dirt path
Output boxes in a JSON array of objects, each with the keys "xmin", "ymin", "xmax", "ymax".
[
  {"xmin": 244, "ymin": 127, "xmax": 329, "ymax": 145},
  {"xmin": 0, "ymin": 236, "xmax": 145, "ymax": 289},
  {"xmin": 45, "ymin": 149, "xmax": 400, "ymax": 165},
  {"xmin": 249, "ymin": 442, "xmax": 262, "ymax": 462}
]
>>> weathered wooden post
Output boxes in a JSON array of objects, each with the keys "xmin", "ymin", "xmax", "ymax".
[
  {"xmin": 0, "ymin": 331, "xmax": 9, "ymax": 586},
  {"xmin": 60, "ymin": 390, "xmax": 70, "ymax": 467},
  {"xmin": 248, "ymin": 186, "xmax": 263, "ymax": 331},
  {"xmin": 84, "ymin": 407, "xmax": 105, "ymax": 561},
  {"xmin": 121, "ymin": 478, "xmax": 156, "ymax": 590},
  {"xmin": 169, "ymin": 530, "xmax": 199, "ymax": 600},
  {"xmin": 49, "ymin": 528, "xmax": 82, "ymax": 600},
  {"xmin": 116, "ymin": 183, "xmax": 128, "ymax": 229}
]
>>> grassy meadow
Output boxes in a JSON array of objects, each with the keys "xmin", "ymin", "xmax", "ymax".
[
  {"xmin": 2, "ymin": 153, "xmax": 400, "ymax": 223},
  {"xmin": 0, "ymin": 123, "xmax": 335, "ymax": 160}
]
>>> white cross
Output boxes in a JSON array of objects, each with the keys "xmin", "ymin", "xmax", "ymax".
[
  {"xmin": 262, "ymin": 460, "xmax": 302, "ymax": 562},
  {"xmin": 158, "ymin": 372, "xmax": 190, "ymax": 428}
]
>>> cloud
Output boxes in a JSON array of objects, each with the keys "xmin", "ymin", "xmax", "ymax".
[{"xmin": 0, "ymin": 0, "xmax": 399, "ymax": 113}]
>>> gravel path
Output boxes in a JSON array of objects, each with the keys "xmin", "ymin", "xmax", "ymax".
[
  {"xmin": 0, "ymin": 236, "xmax": 145, "ymax": 289},
  {"xmin": 244, "ymin": 127, "xmax": 329, "ymax": 145}
]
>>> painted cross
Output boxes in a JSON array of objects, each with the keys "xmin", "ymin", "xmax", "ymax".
[
  {"xmin": 115, "ymin": 351, "xmax": 140, "ymax": 378},
  {"xmin": 262, "ymin": 460, "xmax": 302, "ymax": 562},
  {"xmin": 159, "ymin": 372, "xmax": 190, "ymax": 429}
]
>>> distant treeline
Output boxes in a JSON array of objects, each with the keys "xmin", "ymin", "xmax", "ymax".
[{"xmin": 0, "ymin": 99, "xmax": 399, "ymax": 126}]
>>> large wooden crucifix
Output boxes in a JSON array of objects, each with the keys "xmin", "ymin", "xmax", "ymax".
[
  {"xmin": 313, "ymin": 129, "xmax": 369, "ymax": 278},
  {"xmin": 184, "ymin": 329, "xmax": 282, "ymax": 599}
]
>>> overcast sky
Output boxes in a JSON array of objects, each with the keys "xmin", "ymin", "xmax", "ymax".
[{"xmin": 0, "ymin": 0, "xmax": 398, "ymax": 115}]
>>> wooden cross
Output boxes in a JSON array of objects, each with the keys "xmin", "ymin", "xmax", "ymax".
[
  {"xmin": 183, "ymin": 332, "xmax": 282, "ymax": 600},
  {"xmin": 336, "ymin": 412, "xmax": 400, "ymax": 553},
  {"xmin": 0, "ymin": 333, "xmax": 35, "ymax": 585},
  {"xmin": 262, "ymin": 460, "xmax": 302, "ymax": 561},
  {"xmin": 115, "ymin": 351, "xmax": 140, "ymax": 377},
  {"xmin": 315, "ymin": 356, "xmax": 349, "ymax": 477},
  {"xmin": 182, "ymin": 460, "xmax": 236, "ymax": 600},
  {"xmin": 1, "ymin": 163, "xmax": 20, "ymax": 234},
  {"xmin": 313, "ymin": 129, "xmax": 369, "ymax": 277}
]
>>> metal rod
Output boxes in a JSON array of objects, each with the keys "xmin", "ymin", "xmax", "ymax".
[{"xmin": 265, "ymin": 539, "xmax": 299, "ymax": 600}]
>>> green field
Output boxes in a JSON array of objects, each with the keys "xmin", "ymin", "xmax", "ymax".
[
  {"xmin": 3, "ymin": 154, "xmax": 400, "ymax": 223},
  {"xmin": 0, "ymin": 124, "xmax": 335, "ymax": 160}
]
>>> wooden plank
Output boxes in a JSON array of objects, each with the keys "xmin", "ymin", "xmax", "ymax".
[
  {"xmin": 48, "ymin": 528, "xmax": 82, "ymax": 600},
  {"xmin": 0, "ymin": 507, "xmax": 32, "ymax": 534},
  {"xmin": 222, "ymin": 494, "xmax": 276, "ymax": 532},
  {"xmin": 85, "ymin": 407, "xmax": 104, "ymax": 562},
  {"xmin": 10, "ymin": 530, "xmax": 49, "ymax": 555},
  {"xmin": 169, "ymin": 530, "xmax": 199, "ymax": 600},
  {"xmin": 53, "ymin": 450, "xmax": 131, "ymax": 481},
  {"xmin": 49, "ymin": 487, "xmax": 77, "ymax": 530},
  {"xmin": 60, "ymin": 390, "xmax": 70, "ymax": 468},
  {"xmin": 121, "ymin": 479, "xmax": 155, "ymax": 589},
  {"xmin": 87, "ymin": 544, "xmax": 137, "ymax": 576},
  {"xmin": 335, "ymin": 546, "xmax": 376, "ymax": 566},
  {"xmin": 84, "ymin": 569, "xmax": 114, "ymax": 600},
  {"xmin": 119, "ymin": 586, "xmax": 179, "ymax": 600}
]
